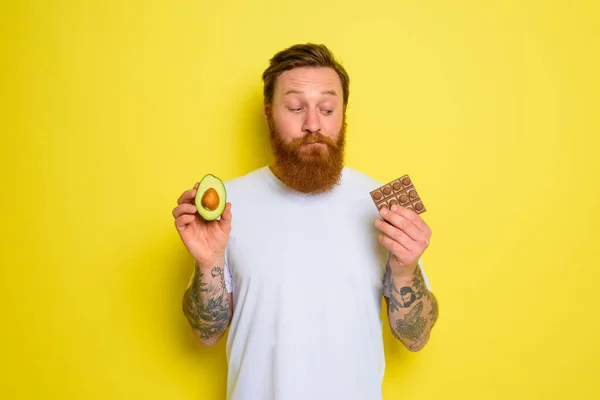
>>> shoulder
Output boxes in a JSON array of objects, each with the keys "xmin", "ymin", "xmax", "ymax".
[
  {"xmin": 221, "ymin": 167, "xmax": 278, "ymax": 208},
  {"xmin": 223, "ymin": 167, "xmax": 268, "ymax": 193},
  {"xmin": 339, "ymin": 167, "xmax": 383, "ymax": 217},
  {"xmin": 340, "ymin": 166, "xmax": 383, "ymax": 191}
]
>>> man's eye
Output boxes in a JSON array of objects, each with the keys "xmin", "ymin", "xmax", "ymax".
[
  {"xmin": 288, "ymin": 107, "xmax": 303, "ymax": 112},
  {"xmin": 322, "ymin": 109, "xmax": 333, "ymax": 115}
]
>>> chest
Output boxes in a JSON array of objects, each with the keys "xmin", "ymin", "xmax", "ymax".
[{"xmin": 227, "ymin": 199, "xmax": 387, "ymax": 295}]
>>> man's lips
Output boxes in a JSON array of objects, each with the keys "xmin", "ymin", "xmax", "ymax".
[
  {"xmin": 301, "ymin": 142, "xmax": 328, "ymax": 151},
  {"xmin": 302, "ymin": 140, "xmax": 329, "ymax": 146}
]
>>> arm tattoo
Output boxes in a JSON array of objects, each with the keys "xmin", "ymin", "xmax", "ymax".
[
  {"xmin": 389, "ymin": 265, "xmax": 432, "ymax": 311},
  {"xmin": 395, "ymin": 301, "xmax": 427, "ymax": 346},
  {"xmin": 429, "ymin": 294, "xmax": 439, "ymax": 324},
  {"xmin": 389, "ymin": 265, "xmax": 439, "ymax": 347},
  {"xmin": 182, "ymin": 265, "xmax": 231, "ymax": 340}
]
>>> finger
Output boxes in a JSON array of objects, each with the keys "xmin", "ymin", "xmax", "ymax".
[
  {"xmin": 378, "ymin": 233, "xmax": 411, "ymax": 258},
  {"xmin": 177, "ymin": 186, "xmax": 198, "ymax": 205},
  {"xmin": 218, "ymin": 203, "xmax": 232, "ymax": 231},
  {"xmin": 379, "ymin": 207, "xmax": 422, "ymax": 241},
  {"xmin": 172, "ymin": 203, "xmax": 197, "ymax": 218},
  {"xmin": 392, "ymin": 205, "xmax": 430, "ymax": 234},
  {"xmin": 375, "ymin": 219, "xmax": 419, "ymax": 252},
  {"xmin": 174, "ymin": 214, "xmax": 196, "ymax": 229}
]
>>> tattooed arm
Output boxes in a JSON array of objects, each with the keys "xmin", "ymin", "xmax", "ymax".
[
  {"xmin": 375, "ymin": 203, "xmax": 437, "ymax": 351},
  {"xmin": 385, "ymin": 265, "xmax": 439, "ymax": 351},
  {"xmin": 182, "ymin": 260, "xmax": 233, "ymax": 347}
]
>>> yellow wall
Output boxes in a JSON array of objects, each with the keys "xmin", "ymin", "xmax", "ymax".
[{"xmin": 2, "ymin": 0, "xmax": 599, "ymax": 398}]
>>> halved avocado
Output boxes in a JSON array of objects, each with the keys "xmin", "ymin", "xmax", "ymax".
[{"xmin": 195, "ymin": 174, "xmax": 226, "ymax": 221}]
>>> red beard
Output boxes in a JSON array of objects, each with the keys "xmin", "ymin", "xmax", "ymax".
[{"xmin": 267, "ymin": 115, "xmax": 346, "ymax": 194}]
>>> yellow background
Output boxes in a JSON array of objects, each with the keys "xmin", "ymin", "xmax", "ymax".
[{"xmin": 2, "ymin": 0, "xmax": 599, "ymax": 399}]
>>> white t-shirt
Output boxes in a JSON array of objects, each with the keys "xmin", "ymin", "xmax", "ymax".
[{"xmin": 219, "ymin": 166, "xmax": 430, "ymax": 400}]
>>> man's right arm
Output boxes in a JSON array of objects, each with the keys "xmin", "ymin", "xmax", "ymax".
[{"xmin": 182, "ymin": 259, "xmax": 233, "ymax": 346}]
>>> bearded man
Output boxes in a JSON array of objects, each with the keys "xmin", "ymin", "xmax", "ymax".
[{"xmin": 172, "ymin": 43, "xmax": 439, "ymax": 400}]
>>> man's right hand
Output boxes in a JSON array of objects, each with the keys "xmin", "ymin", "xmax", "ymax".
[{"xmin": 172, "ymin": 182, "xmax": 232, "ymax": 268}]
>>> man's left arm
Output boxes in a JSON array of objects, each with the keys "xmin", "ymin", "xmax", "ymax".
[{"xmin": 375, "ymin": 204, "xmax": 439, "ymax": 351}]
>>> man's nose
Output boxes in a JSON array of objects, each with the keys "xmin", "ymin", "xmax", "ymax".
[{"xmin": 302, "ymin": 108, "xmax": 321, "ymax": 134}]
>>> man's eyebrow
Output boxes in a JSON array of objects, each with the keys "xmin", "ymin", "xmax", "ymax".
[{"xmin": 283, "ymin": 89, "xmax": 338, "ymax": 96}]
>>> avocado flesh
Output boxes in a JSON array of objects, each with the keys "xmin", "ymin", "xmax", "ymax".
[{"xmin": 195, "ymin": 174, "xmax": 226, "ymax": 221}]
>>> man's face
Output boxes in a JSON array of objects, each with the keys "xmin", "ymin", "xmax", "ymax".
[{"xmin": 266, "ymin": 66, "xmax": 346, "ymax": 194}]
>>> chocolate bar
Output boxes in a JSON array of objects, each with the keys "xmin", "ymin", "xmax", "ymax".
[{"xmin": 369, "ymin": 175, "xmax": 426, "ymax": 214}]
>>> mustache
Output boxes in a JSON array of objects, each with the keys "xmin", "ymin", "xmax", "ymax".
[{"xmin": 296, "ymin": 133, "xmax": 337, "ymax": 148}]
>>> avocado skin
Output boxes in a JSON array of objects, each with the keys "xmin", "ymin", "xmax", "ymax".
[{"xmin": 195, "ymin": 174, "xmax": 227, "ymax": 221}]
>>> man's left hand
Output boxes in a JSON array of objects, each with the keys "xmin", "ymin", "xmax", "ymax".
[{"xmin": 374, "ymin": 204, "xmax": 432, "ymax": 276}]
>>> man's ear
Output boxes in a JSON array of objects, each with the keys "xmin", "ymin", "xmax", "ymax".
[{"xmin": 263, "ymin": 104, "xmax": 269, "ymax": 120}]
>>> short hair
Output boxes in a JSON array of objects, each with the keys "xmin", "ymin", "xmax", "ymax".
[{"xmin": 261, "ymin": 43, "xmax": 350, "ymax": 109}]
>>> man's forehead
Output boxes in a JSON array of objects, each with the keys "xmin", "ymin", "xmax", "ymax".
[
  {"xmin": 276, "ymin": 67, "xmax": 341, "ymax": 94},
  {"xmin": 284, "ymin": 88, "xmax": 338, "ymax": 96}
]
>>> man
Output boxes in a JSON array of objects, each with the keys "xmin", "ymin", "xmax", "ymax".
[{"xmin": 172, "ymin": 43, "xmax": 439, "ymax": 400}]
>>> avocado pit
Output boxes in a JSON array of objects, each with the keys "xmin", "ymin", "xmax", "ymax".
[{"xmin": 201, "ymin": 188, "xmax": 220, "ymax": 211}]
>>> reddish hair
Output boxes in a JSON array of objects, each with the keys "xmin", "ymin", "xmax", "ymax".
[{"xmin": 261, "ymin": 43, "xmax": 350, "ymax": 109}]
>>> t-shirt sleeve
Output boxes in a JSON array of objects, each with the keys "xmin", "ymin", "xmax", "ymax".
[
  {"xmin": 224, "ymin": 246, "xmax": 234, "ymax": 294},
  {"xmin": 383, "ymin": 257, "xmax": 431, "ymax": 298}
]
